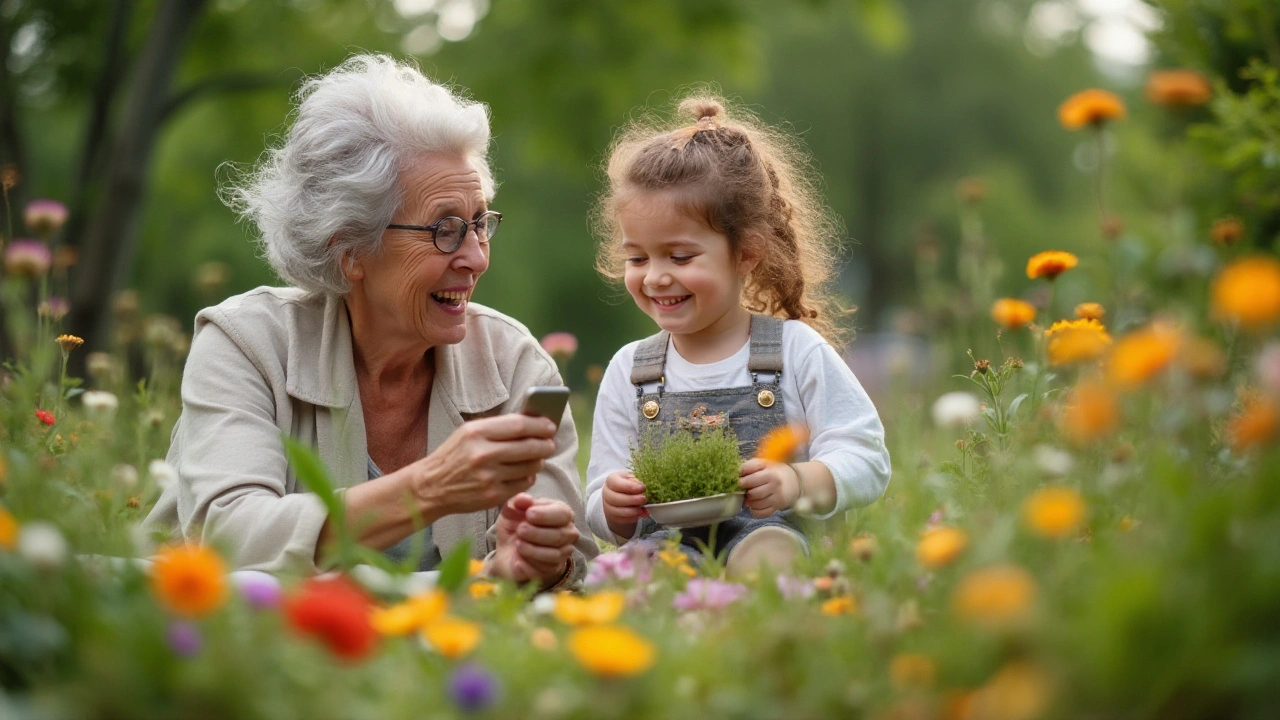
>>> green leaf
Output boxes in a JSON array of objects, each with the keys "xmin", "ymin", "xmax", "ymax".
[
  {"xmin": 1008, "ymin": 393, "xmax": 1029, "ymax": 418},
  {"xmin": 436, "ymin": 542, "xmax": 473, "ymax": 594},
  {"xmin": 280, "ymin": 435, "xmax": 341, "ymax": 520}
]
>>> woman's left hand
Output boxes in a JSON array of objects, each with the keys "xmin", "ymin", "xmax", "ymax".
[{"xmin": 490, "ymin": 493, "xmax": 579, "ymax": 587}]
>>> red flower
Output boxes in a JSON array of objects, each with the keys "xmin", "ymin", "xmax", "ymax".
[
  {"xmin": 284, "ymin": 576, "xmax": 378, "ymax": 662},
  {"xmin": 35, "ymin": 409, "xmax": 55, "ymax": 426}
]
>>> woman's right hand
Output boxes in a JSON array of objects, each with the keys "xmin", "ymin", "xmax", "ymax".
[
  {"xmin": 412, "ymin": 414, "xmax": 559, "ymax": 517},
  {"xmin": 602, "ymin": 471, "xmax": 648, "ymax": 540}
]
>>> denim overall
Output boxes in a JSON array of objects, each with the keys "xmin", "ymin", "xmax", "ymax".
[{"xmin": 630, "ymin": 315, "xmax": 806, "ymax": 560}]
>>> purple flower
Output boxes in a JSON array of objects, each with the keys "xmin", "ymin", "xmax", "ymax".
[
  {"xmin": 775, "ymin": 574, "xmax": 815, "ymax": 600},
  {"xmin": 166, "ymin": 620, "xmax": 202, "ymax": 657},
  {"xmin": 585, "ymin": 551, "xmax": 636, "ymax": 586},
  {"xmin": 37, "ymin": 297, "xmax": 69, "ymax": 320},
  {"xmin": 233, "ymin": 571, "xmax": 282, "ymax": 610},
  {"xmin": 23, "ymin": 199, "xmax": 68, "ymax": 236},
  {"xmin": 449, "ymin": 663, "xmax": 500, "ymax": 712},
  {"xmin": 4, "ymin": 239, "xmax": 51, "ymax": 277},
  {"xmin": 927, "ymin": 508, "xmax": 944, "ymax": 527},
  {"xmin": 672, "ymin": 578, "xmax": 749, "ymax": 611}
]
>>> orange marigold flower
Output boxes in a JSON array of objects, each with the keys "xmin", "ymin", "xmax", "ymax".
[
  {"xmin": 991, "ymin": 299, "xmax": 1037, "ymax": 329},
  {"xmin": 151, "ymin": 544, "xmax": 229, "ymax": 618},
  {"xmin": 0, "ymin": 505, "xmax": 17, "ymax": 550},
  {"xmin": 370, "ymin": 590, "xmax": 448, "ymax": 636},
  {"xmin": 468, "ymin": 581, "xmax": 497, "ymax": 599},
  {"xmin": 1146, "ymin": 69, "xmax": 1212, "ymax": 107},
  {"xmin": 1210, "ymin": 216, "xmax": 1245, "ymax": 246},
  {"xmin": 952, "ymin": 564, "xmax": 1037, "ymax": 628},
  {"xmin": 890, "ymin": 653, "xmax": 937, "ymax": 690},
  {"xmin": 820, "ymin": 595, "xmax": 857, "ymax": 616},
  {"xmin": 1073, "ymin": 302, "xmax": 1105, "ymax": 321},
  {"xmin": 554, "ymin": 591, "xmax": 626, "ymax": 626},
  {"xmin": 1026, "ymin": 251, "xmax": 1078, "ymax": 280},
  {"xmin": 422, "ymin": 616, "xmax": 482, "ymax": 659},
  {"xmin": 916, "ymin": 526, "xmax": 968, "ymax": 569},
  {"xmin": 1226, "ymin": 396, "xmax": 1278, "ymax": 453},
  {"xmin": 1211, "ymin": 256, "xmax": 1280, "ymax": 330},
  {"xmin": 1179, "ymin": 336, "xmax": 1226, "ymax": 379},
  {"xmin": 849, "ymin": 533, "xmax": 878, "ymax": 562},
  {"xmin": 1044, "ymin": 319, "xmax": 1112, "ymax": 366},
  {"xmin": 285, "ymin": 576, "xmax": 378, "ymax": 662},
  {"xmin": 54, "ymin": 334, "xmax": 83, "ymax": 353},
  {"xmin": 1058, "ymin": 89, "xmax": 1127, "ymax": 130},
  {"xmin": 1106, "ymin": 322, "xmax": 1182, "ymax": 389},
  {"xmin": 568, "ymin": 625, "xmax": 656, "ymax": 677},
  {"xmin": 1022, "ymin": 486, "xmax": 1086, "ymax": 539},
  {"xmin": 968, "ymin": 661, "xmax": 1053, "ymax": 720},
  {"xmin": 755, "ymin": 424, "xmax": 809, "ymax": 463},
  {"xmin": 1059, "ymin": 379, "xmax": 1118, "ymax": 446},
  {"xmin": 531, "ymin": 626, "xmax": 558, "ymax": 651}
]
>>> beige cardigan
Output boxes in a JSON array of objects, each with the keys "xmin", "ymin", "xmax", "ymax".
[{"xmin": 144, "ymin": 286, "xmax": 598, "ymax": 576}]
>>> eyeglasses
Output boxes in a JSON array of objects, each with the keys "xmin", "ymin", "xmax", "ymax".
[{"xmin": 386, "ymin": 211, "xmax": 502, "ymax": 253}]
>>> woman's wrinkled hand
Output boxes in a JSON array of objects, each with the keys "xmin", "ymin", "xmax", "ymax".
[
  {"xmin": 413, "ymin": 414, "xmax": 558, "ymax": 517},
  {"xmin": 490, "ymin": 493, "xmax": 579, "ymax": 586}
]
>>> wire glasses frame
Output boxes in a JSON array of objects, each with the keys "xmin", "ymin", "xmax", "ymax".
[{"xmin": 386, "ymin": 210, "xmax": 502, "ymax": 253}]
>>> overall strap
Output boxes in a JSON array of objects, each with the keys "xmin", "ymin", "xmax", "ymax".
[
  {"xmin": 629, "ymin": 330, "xmax": 670, "ymax": 385},
  {"xmin": 747, "ymin": 315, "xmax": 784, "ymax": 374}
]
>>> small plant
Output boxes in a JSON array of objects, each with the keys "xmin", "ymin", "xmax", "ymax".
[{"xmin": 629, "ymin": 417, "xmax": 742, "ymax": 505}]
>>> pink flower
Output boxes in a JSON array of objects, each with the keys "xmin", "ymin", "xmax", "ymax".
[
  {"xmin": 35, "ymin": 409, "xmax": 55, "ymax": 426},
  {"xmin": 540, "ymin": 332, "xmax": 578, "ymax": 363},
  {"xmin": 38, "ymin": 297, "xmax": 69, "ymax": 320},
  {"xmin": 672, "ymin": 578, "xmax": 749, "ymax": 611},
  {"xmin": 4, "ymin": 240, "xmax": 52, "ymax": 278},
  {"xmin": 23, "ymin": 199, "xmax": 68, "ymax": 236},
  {"xmin": 1257, "ymin": 342, "xmax": 1280, "ymax": 397},
  {"xmin": 585, "ymin": 550, "xmax": 651, "ymax": 586},
  {"xmin": 776, "ymin": 574, "xmax": 816, "ymax": 600}
]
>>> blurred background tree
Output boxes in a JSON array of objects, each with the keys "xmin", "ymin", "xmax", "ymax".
[{"xmin": 10, "ymin": 0, "xmax": 1270, "ymax": 390}]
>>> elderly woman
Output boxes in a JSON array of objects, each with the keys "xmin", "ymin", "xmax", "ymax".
[{"xmin": 145, "ymin": 55, "xmax": 598, "ymax": 588}]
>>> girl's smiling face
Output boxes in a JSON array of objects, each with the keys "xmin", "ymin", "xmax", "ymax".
[{"xmin": 619, "ymin": 191, "xmax": 759, "ymax": 354}]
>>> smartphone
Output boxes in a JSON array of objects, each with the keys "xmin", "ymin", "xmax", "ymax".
[{"xmin": 519, "ymin": 385, "xmax": 571, "ymax": 428}]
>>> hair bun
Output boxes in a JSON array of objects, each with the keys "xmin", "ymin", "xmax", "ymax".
[{"xmin": 677, "ymin": 97, "xmax": 726, "ymax": 126}]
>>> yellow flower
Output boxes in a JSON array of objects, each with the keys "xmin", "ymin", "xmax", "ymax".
[
  {"xmin": 991, "ymin": 299, "xmax": 1037, "ymax": 329},
  {"xmin": 849, "ymin": 533, "xmax": 878, "ymax": 562},
  {"xmin": 567, "ymin": 625, "xmax": 656, "ymax": 678},
  {"xmin": 1044, "ymin": 319, "xmax": 1112, "ymax": 366},
  {"xmin": 1025, "ymin": 251, "xmax": 1079, "ymax": 280},
  {"xmin": 820, "ymin": 596, "xmax": 857, "ymax": 616},
  {"xmin": 554, "ymin": 591, "xmax": 626, "ymax": 626},
  {"xmin": 469, "ymin": 581, "xmax": 497, "ymax": 599},
  {"xmin": 1059, "ymin": 379, "xmax": 1118, "ymax": 445},
  {"xmin": 1212, "ymin": 256, "xmax": 1280, "ymax": 330},
  {"xmin": 968, "ymin": 661, "xmax": 1053, "ymax": 720},
  {"xmin": 1022, "ymin": 487, "xmax": 1086, "ymax": 539},
  {"xmin": 755, "ymin": 424, "xmax": 809, "ymax": 462},
  {"xmin": 916, "ymin": 526, "xmax": 968, "ymax": 569},
  {"xmin": 421, "ymin": 616, "xmax": 482, "ymax": 659},
  {"xmin": 1117, "ymin": 515, "xmax": 1137, "ymax": 532},
  {"xmin": 54, "ymin": 334, "xmax": 84, "ymax": 353},
  {"xmin": 658, "ymin": 548, "xmax": 697, "ymax": 577},
  {"xmin": 1227, "ymin": 396, "xmax": 1278, "ymax": 454},
  {"xmin": 952, "ymin": 565, "xmax": 1037, "ymax": 628},
  {"xmin": 890, "ymin": 653, "xmax": 936, "ymax": 690},
  {"xmin": 151, "ymin": 544, "xmax": 229, "ymax": 618},
  {"xmin": 1105, "ymin": 322, "xmax": 1181, "ymax": 389},
  {"xmin": 531, "ymin": 627, "xmax": 558, "ymax": 651},
  {"xmin": 1146, "ymin": 69, "xmax": 1212, "ymax": 107},
  {"xmin": 1058, "ymin": 89, "xmax": 1126, "ymax": 129},
  {"xmin": 1073, "ymin": 302, "xmax": 1105, "ymax": 321},
  {"xmin": 0, "ymin": 505, "xmax": 17, "ymax": 550},
  {"xmin": 371, "ymin": 590, "xmax": 448, "ymax": 636},
  {"xmin": 1210, "ymin": 216, "xmax": 1245, "ymax": 246}
]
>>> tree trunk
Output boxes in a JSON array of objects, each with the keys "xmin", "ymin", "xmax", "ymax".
[{"xmin": 68, "ymin": 0, "xmax": 208, "ymax": 357}]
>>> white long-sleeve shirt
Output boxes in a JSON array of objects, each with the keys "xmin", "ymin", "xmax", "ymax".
[{"xmin": 585, "ymin": 320, "xmax": 891, "ymax": 542}]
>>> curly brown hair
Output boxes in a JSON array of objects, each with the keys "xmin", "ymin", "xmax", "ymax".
[{"xmin": 593, "ymin": 92, "xmax": 850, "ymax": 345}]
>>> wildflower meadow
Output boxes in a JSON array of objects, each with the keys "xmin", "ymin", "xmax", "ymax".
[{"xmin": 3, "ymin": 2, "xmax": 1280, "ymax": 719}]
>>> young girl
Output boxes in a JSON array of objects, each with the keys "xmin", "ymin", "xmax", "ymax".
[{"xmin": 584, "ymin": 95, "xmax": 891, "ymax": 576}]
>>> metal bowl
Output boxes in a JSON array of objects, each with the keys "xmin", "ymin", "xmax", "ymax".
[{"xmin": 644, "ymin": 492, "xmax": 745, "ymax": 529}]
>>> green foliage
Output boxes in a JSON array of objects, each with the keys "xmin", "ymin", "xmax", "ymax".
[
  {"xmin": 1190, "ymin": 60, "xmax": 1280, "ymax": 220},
  {"xmin": 628, "ymin": 424, "xmax": 742, "ymax": 504}
]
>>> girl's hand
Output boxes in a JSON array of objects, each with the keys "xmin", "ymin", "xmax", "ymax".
[
  {"xmin": 739, "ymin": 459, "xmax": 801, "ymax": 518},
  {"xmin": 491, "ymin": 493, "xmax": 579, "ymax": 587},
  {"xmin": 602, "ymin": 471, "xmax": 648, "ymax": 539}
]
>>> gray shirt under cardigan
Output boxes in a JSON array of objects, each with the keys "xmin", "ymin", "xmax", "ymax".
[{"xmin": 144, "ymin": 286, "xmax": 598, "ymax": 577}]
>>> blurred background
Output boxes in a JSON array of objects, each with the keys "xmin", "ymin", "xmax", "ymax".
[{"xmin": 1, "ymin": 0, "xmax": 1269, "ymax": 399}]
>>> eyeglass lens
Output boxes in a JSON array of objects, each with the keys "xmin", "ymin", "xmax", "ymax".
[{"xmin": 436, "ymin": 213, "xmax": 500, "ymax": 252}]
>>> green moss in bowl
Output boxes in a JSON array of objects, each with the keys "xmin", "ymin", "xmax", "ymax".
[{"xmin": 629, "ymin": 424, "xmax": 742, "ymax": 505}]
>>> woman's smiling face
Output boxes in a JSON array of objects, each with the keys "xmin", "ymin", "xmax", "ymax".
[
  {"xmin": 619, "ymin": 191, "xmax": 757, "ymax": 345},
  {"xmin": 352, "ymin": 154, "xmax": 491, "ymax": 349}
]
